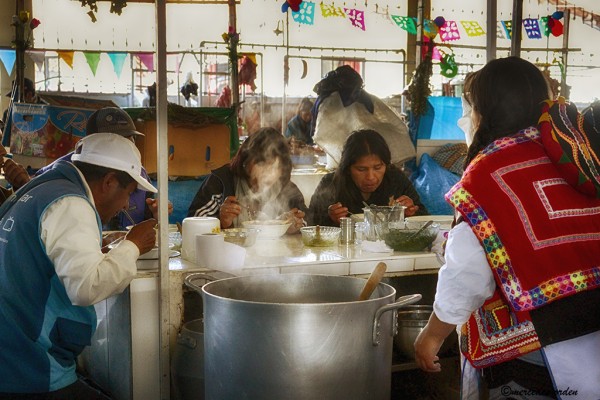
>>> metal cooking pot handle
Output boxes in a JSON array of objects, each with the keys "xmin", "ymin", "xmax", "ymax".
[
  {"xmin": 372, "ymin": 294, "xmax": 422, "ymax": 346},
  {"xmin": 184, "ymin": 272, "xmax": 218, "ymax": 292}
]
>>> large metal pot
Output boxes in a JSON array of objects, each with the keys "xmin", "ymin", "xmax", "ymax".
[{"xmin": 185, "ymin": 273, "xmax": 421, "ymax": 400}]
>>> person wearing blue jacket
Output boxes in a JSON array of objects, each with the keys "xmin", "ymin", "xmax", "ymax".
[{"xmin": 0, "ymin": 133, "xmax": 157, "ymax": 398}]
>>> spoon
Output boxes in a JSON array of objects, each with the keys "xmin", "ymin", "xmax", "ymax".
[
  {"xmin": 406, "ymin": 220, "xmax": 434, "ymax": 240},
  {"xmin": 358, "ymin": 262, "xmax": 387, "ymax": 300}
]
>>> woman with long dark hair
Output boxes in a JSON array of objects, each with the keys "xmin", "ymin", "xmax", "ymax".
[
  {"xmin": 187, "ymin": 127, "xmax": 306, "ymax": 232},
  {"xmin": 415, "ymin": 57, "xmax": 600, "ymax": 398},
  {"xmin": 307, "ymin": 129, "xmax": 426, "ymax": 226}
]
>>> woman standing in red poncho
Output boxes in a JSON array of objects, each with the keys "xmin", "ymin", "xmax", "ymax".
[{"xmin": 414, "ymin": 57, "xmax": 600, "ymax": 399}]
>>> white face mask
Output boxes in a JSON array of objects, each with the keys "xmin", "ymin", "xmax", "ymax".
[{"xmin": 457, "ymin": 95, "xmax": 475, "ymax": 146}]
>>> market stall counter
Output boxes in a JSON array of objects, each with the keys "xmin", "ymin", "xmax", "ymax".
[{"xmin": 80, "ymin": 233, "xmax": 442, "ymax": 400}]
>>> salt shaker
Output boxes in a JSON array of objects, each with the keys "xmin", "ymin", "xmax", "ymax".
[{"xmin": 339, "ymin": 217, "xmax": 354, "ymax": 245}]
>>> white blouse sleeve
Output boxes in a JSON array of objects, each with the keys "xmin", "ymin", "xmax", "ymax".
[
  {"xmin": 41, "ymin": 196, "xmax": 140, "ymax": 306},
  {"xmin": 433, "ymin": 221, "xmax": 496, "ymax": 326}
]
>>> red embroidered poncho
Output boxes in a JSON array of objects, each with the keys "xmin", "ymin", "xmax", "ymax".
[{"xmin": 447, "ymin": 127, "xmax": 600, "ymax": 368}]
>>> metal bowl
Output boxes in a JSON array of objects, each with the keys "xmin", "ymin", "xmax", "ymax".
[
  {"xmin": 222, "ymin": 228, "xmax": 260, "ymax": 247},
  {"xmin": 300, "ymin": 226, "xmax": 341, "ymax": 247},
  {"xmin": 394, "ymin": 305, "xmax": 458, "ymax": 360}
]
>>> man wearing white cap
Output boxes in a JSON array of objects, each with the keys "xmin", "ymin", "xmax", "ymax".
[{"xmin": 0, "ymin": 133, "xmax": 157, "ymax": 398}]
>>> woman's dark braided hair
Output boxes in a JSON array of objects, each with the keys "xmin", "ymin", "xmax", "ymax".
[{"xmin": 463, "ymin": 57, "xmax": 551, "ymax": 169}]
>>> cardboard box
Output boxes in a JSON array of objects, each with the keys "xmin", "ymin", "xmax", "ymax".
[{"xmin": 134, "ymin": 120, "xmax": 231, "ymax": 177}]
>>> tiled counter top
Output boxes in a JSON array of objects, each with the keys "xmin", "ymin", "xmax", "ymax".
[{"xmin": 138, "ymin": 233, "xmax": 442, "ymax": 277}]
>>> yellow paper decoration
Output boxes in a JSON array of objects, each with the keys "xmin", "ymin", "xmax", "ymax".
[
  {"xmin": 460, "ymin": 20, "xmax": 486, "ymax": 37},
  {"xmin": 57, "ymin": 51, "xmax": 75, "ymax": 68},
  {"xmin": 320, "ymin": 2, "xmax": 345, "ymax": 18}
]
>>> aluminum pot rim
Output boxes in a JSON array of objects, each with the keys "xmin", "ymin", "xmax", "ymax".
[{"xmin": 200, "ymin": 273, "xmax": 397, "ymax": 306}]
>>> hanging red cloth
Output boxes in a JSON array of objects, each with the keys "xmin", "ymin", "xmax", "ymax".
[{"xmin": 238, "ymin": 55, "xmax": 257, "ymax": 92}]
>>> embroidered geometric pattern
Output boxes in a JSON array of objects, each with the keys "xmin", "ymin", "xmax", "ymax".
[
  {"xmin": 460, "ymin": 294, "xmax": 541, "ymax": 368},
  {"xmin": 448, "ymin": 180, "xmax": 600, "ymax": 311},
  {"xmin": 461, "ymin": 128, "xmax": 540, "ymax": 179}
]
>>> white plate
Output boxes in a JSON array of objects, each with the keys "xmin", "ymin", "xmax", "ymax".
[
  {"xmin": 138, "ymin": 249, "xmax": 180, "ymax": 260},
  {"xmin": 405, "ymin": 215, "xmax": 453, "ymax": 230}
]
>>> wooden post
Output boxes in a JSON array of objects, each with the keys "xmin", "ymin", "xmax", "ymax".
[
  {"xmin": 154, "ymin": 1, "xmax": 171, "ymax": 398},
  {"xmin": 560, "ymin": 8, "xmax": 571, "ymax": 99},
  {"xmin": 15, "ymin": 0, "xmax": 26, "ymax": 102},
  {"xmin": 510, "ymin": 0, "xmax": 523, "ymax": 57},
  {"xmin": 228, "ymin": 0, "xmax": 239, "ymax": 108},
  {"xmin": 486, "ymin": 0, "xmax": 497, "ymax": 62}
]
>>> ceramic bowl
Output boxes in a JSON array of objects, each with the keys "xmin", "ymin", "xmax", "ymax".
[{"xmin": 242, "ymin": 220, "xmax": 291, "ymax": 239}]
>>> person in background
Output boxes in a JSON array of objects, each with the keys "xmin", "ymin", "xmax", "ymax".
[
  {"xmin": 187, "ymin": 127, "xmax": 306, "ymax": 232},
  {"xmin": 142, "ymin": 82, "xmax": 157, "ymax": 107},
  {"xmin": 285, "ymin": 97, "xmax": 314, "ymax": 145},
  {"xmin": 414, "ymin": 57, "xmax": 600, "ymax": 398},
  {"xmin": 0, "ymin": 133, "xmax": 157, "ymax": 399},
  {"xmin": 7, "ymin": 77, "xmax": 44, "ymax": 104},
  {"xmin": 309, "ymin": 65, "xmax": 373, "ymax": 138},
  {"xmin": 307, "ymin": 129, "xmax": 427, "ymax": 227},
  {"xmin": 2, "ymin": 107, "xmax": 173, "ymax": 230},
  {"xmin": 582, "ymin": 100, "xmax": 599, "ymax": 134}
]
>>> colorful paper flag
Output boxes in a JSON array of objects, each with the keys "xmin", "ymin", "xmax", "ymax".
[
  {"xmin": 432, "ymin": 46, "xmax": 442, "ymax": 61},
  {"xmin": 84, "ymin": 52, "xmax": 101, "ymax": 76},
  {"xmin": 26, "ymin": 50, "xmax": 46, "ymax": 72},
  {"xmin": 292, "ymin": 1, "xmax": 315, "ymax": 25},
  {"xmin": 496, "ymin": 21, "xmax": 506, "ymax": 38},
  {"xmin": 523, "ymin": 18, "xmax": 542, "ymax": 39},
  {"xmin": 0, "ymin": 49, "xmax": 16, "ymax": 75},
  {"xmin": 135, "ymin": 52, "xmax": 154, "ymax": 72},
  {"xmin": 320, "ymin": 2, "xmax": 345, "ymax": 18},
  {"xmin": 439, "ymin": 20, "xmax": 460, "ymax": 42},
  {"xmin": 460, "ymin": 20, "xmax": 486, "ymax": 37},
  {"xmin": 541, "ymin": 16, "xmax": 551, "ymax": 37},
  {"xmin": 108, "ymin": 52, "xmax": 127, "ymax": 78},
  {"xmin": 344, "ymin": 8, "xmax": 365, "ymax": 31},
  {"xmin": 57, "ymin": 51, "xmax": 75, "ymax": 68},
  {"xmin": 423, "ymin": 19, "xmax": 439, "ymax": 39},
  {"xmin": 391, "ymin": 15, "xmax": 416, "ymax": 34},
  {"xmin": 501, "ymin": 20, "xmax": 512, "ymax": 39}
]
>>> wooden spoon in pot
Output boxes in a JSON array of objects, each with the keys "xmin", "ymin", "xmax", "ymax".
[{"xmin": 358, "ymin": 262, "xmax": 387, "ymax": 300}]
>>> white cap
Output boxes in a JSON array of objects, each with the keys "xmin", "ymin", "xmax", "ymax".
[{"xmin": 72, "ymin": 132, "xmax": 157, "ymax": 193}]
